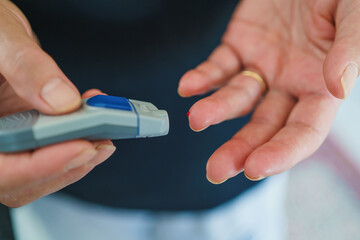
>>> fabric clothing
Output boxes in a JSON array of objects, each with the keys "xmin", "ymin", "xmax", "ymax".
[
  {"xmin": 11, "ymin": 0, "xmax": 260, "ymax": 210},
  {"xmin": 11, "ymin": 173, "xmax": 288, "ymax": 240}
]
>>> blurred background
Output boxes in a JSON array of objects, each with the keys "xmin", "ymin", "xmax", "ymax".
[{"xmin": 286, "ymin": 81, "xmax": 360, "ymax": 239}]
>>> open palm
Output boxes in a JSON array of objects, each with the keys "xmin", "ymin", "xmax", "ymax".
[{"xmin": 178, "ymin": 0, "xmax": 359, "ymax": 182}]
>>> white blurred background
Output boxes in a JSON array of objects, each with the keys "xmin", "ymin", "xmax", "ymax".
[{"xmin": 286, "ymin": 81, "xmax": 360, "ymax": 239}]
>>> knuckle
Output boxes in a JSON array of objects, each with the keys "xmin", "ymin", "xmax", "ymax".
[
  {"xmin": 2, "ymin": 46, "xmax": 46, "ymax": 97},
  {"xmin": 10, "ymin": 46, "xmax": 40, "ymax": 71},
  {"xmin": 3, "ymin": 45, "xmax": 43, "ymax": 74}
]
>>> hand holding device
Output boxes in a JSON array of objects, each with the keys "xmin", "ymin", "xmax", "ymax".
[
  {"xmin": 0, "ymin": 1, "xmax": 115, "ymax": 207},
  {"xmin": 0, "ymin": 95, "xmax": 169, "ymax": 153}
]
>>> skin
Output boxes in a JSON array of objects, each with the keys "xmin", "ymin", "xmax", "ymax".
[
  {"xmin": 1, "ymin": 0, "xmax": 359, "ymax": 206},
  {"xmin": 178, "ymin": 0, "xmax": 360, "ymax": 183},
  {"xmin": 0, "ymin": 0, "xmax": 115, "ymax": 207}
]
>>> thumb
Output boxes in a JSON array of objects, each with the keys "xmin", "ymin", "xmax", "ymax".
[
  {"xmin": 323, "ymin": 0, "xmax": 360, "ymax": 99},
  {"xmin": 0, "ymin": 2, "xmax": 81, "ymax": 114}
]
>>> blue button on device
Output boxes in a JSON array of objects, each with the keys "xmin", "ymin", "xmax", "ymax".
[{"xmin": 86, "ymin": 95, "xmax": 132, "ymax": 111}]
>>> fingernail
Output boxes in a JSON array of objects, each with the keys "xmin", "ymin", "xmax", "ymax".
[
  {"xmin": 41, "ymin": 78, "xmax": 81, "ymax": 112},
  {"xmin": 341, "ymin": 63, "xmax": 359, "ymax": 99},
  {"xmin": 206, "ymin": 174, "xmax": 228, "ymax": 184},
  {"xmin": 186, "ymin": 111, "xmax": 190, "ymax": 117},
  {"xmin": 244, "ymin": 171, "xmax": 265, "ymax": 181},
  {"xmin": 177, "ymin": 80, "xmax": 187, "ymax": 97},
  {"xmin": 89, "ymin": 144, "xmax": 116, "ymax": 166},
  {"xmin": 189, "ymin": 124, "xmax": 209, "ymax": 132},
  {"xmin": 65, "ymin": 149, "xmax": 98, "ymax": 171},
  {"xmin": 96, "ymin": 144, "xmax": 117, "ymax": 152}
]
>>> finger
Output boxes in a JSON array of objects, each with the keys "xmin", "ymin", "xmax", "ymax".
[
  {"xmin": 178, "ymin": 44, "xmax": 241, "ymax": 97},
  {"xmin": 0, "ymin": 1, "xmax": 34, "ymax": 41},
  {"xmin": 206, "ymin": 90, "xmax": 295, "ymax": 183},
  {"xmin": 1, "ymin": 142, "xmax": 115, "ymax": 207},
  {"xmin": 89, "ymin": 140, "xmax": 115, "ymax": 165},
  {"xmin": 1, "ymin": 163, "xmax": 95, "ymax": 208},
  {"xmin": 244, "ymin": 94, "xmax": 340, "ymax": 180},
  {"xmin": 82, "ymin": 89, "xmax": 107, "ymax": 99},
  {"xmin": 323, "ymin": 0, "xmax": 360, "ymax": 99},
  {"xmin": 0, "ymin": 6, "xmax": 81, "ymax": 114},
  {"xmin": 0, "ymin": 73, "xmax": 5, "ymax": 85},
  {"xmin": 0, "ymin": 140, "xmax": 99, "ymax": 190},
  {"xmin": 0, "ymin": 87, "xmax": 105, "ymax": 117},
  {"xmin": 0, "ymin": 82, "xmax": 31, "ymax": 116},
  {"xmin": 188, "ymin": 73, "xmax": 265, "ymax": 131}
]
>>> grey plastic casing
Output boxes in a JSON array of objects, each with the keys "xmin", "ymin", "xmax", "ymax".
[{"xmin": 0, "ymin": 98, "xmax": 169, "ymax": 153}]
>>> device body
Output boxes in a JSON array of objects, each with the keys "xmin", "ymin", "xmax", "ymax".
[{"xmin": 0, "ymin": 95, "xmax": 169, "ymax": 153}]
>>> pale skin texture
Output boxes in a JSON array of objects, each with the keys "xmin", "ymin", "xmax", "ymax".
[
  {"xmin": 178, "ymin": 0, "xmax": 360, "ymax": 183},
  {"xmin": 0, "ymin": 0, "xmax": 359, "ymax": 207}
]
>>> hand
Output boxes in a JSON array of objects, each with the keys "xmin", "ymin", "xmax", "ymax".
[
  {"xmin": 0, "ymin": 0, "xmax": 115, "ymax": 207},
  {"xmin": 178, "ymin": 0, "xmax": 359, "ymax": 183}
]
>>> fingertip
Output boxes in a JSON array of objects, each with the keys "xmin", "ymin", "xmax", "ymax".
[
  {"xmin": 243, "ymin": 171, "xmax": 265, "ymax": 181},
  {"xmin": 244, "ymin": 142, "xmax": 289, "ymax": 180},
  {"xmin": 188, "ymin": 110, "xmax": 212, "ymax": 132},
  {"xmin": 340, "ymin": 63, "xmax": 359, "ymax": 99},
  {"xmin": 323, "ymin": 61, "xmax": 343, "ymax": 99},
  {"xmin": 96, "ymin": 144, "xmax": 116, "ymax": 151},
  {"xmin": 187, "ymin": 100, "xmax": 218, "ymax": 131},
  {"xmin": 177, "ymin": 71, "xmax": 192, "ymax": 97},
  {"xmin": 177, "ymin": 87, "xmax": 190, "ymax": 98},
  {"xmin": 64, "ymin": 148, "xmax": 98, "ymax": 172},
  {"xmin": 206, "ymin": 139, "xmax": 248, "ymax": 183},
  {"xmin": 243, "ymin": 157, "xmax": 266, "ymax": 181},
  {"xmin": 244, "ymin": 148, "xmax": 268, "ymax": 179},
  {"xmin": 178, "ymin": 70, "xmax": 209, "ymax": 97},
  {"xmin": 326, "ymin": 85, "xmax": 344, "ymax": 99},
  {"xmin": 82, "ymin": 89, "xmax": 106, "ymax": 98},
  {"xmin": 92, "ymin": 140, "xmax": 116, "ymax": 154},
  {"xmin": 37, "ymin": 77, "xmax": 81, "ymax": 114},
  {"xmin": 206, "ymin": 173, "xmax": 228, "ymax": 185},
  {"xmin": 92, "ymin": 140, "xmax": 114, "ymax": 148},
  {"xmin": 324, "ymin": 62, "xmax": 358, "ymax": 100},
  {"xmin": 323, "ymin": 64, "xmax": 346, "ymax": 99},
  {"xmin": 189, "ymin": 122, "xmax": 208, "ymax": 132},
  {"xmin": 323, "ymin": 42, "xmax": 359, "ymax": 99},
  {"xmin": 90, "ymin": 141, "xmax": 116, "ymax": 166}
]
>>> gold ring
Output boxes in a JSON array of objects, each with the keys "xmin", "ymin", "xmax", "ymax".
[{"xmin": 240, "ymin": 70, "xmax": 267, "ymax": 94}]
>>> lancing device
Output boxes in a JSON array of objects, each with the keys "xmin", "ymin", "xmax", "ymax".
[{"xmin": 0, "ymin": 95, "xmax": 169, "ymax": 153}]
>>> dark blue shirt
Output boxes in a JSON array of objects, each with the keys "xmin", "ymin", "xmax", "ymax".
[{"xmin": 13, "ymin": 0, "xmax": 258, "ymax": 211}]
